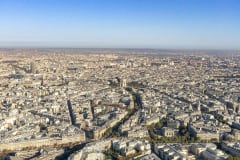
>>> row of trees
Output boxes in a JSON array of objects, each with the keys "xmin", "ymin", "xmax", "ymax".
[{"xmin": 103, "ymin": 87, "xmax": 142, "ymax": 139}]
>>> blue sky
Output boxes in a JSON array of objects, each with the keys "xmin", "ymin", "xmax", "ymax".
[{"xmin": 0, "ymin": 0, "xmax": 240, "ymax": 49}]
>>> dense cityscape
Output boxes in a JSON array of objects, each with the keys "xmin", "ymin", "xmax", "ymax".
[{"xmin": 0, "ymin": 49, "xmax": 239, "ymax": 160}]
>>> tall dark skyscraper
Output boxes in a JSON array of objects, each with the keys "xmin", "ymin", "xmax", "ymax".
[{"xmin": 30, "ymin": 62, "xmax": 37, "ymax": 74}]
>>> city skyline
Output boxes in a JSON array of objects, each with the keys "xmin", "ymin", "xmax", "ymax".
[
  {"xmin": 0, "ymin": 0, "xmax": 240, "ymax": 49},
  {"xmin": 0, "ymin": 49, "xmax": 240, "ymax": 160}
]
